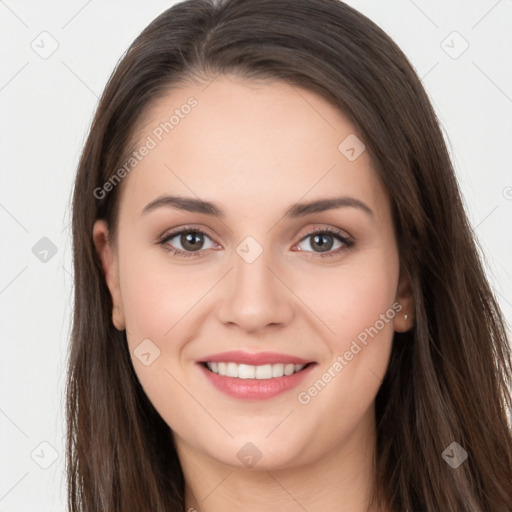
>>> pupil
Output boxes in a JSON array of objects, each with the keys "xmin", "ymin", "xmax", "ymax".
[
  {"xmin": 312, "ymin": 234, "xmax": 333, "ymax": 252},
  {"xmin": 182, "ymin": 232, "xmax": 203, "ymax": 251}
]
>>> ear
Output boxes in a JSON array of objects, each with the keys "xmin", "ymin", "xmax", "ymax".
[
  {"xmin": 394, "ymin": 265, "xmax": 415, "ymax": 333},
  {"xmin": 92, "ymin": 220, "xmax": 126, "ymax": 331}
]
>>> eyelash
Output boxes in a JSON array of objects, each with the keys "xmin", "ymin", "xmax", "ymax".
[{"xmin": 158, "ymin": 225, "xmax": 355, "ymax": 259}]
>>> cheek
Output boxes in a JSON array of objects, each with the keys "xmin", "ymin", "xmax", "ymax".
[
  {"xmin": 295, "ymin": 249, "xmax": 399, "ymax": 408},
  {"xmin": 118, "ymin": 241, "xmax": 209, "ymax": 339},
  {"xmin": 303, "ymin": 250, "xmax": 399, "ymax": 346},
  {"xmin": 117, "ymin": 252, "xmax": 207, "ymax": 417}
]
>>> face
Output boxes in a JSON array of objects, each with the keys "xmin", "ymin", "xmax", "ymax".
[{"xmin": 94, "ymin": 74, "xmax": 413, "ymax": 471}]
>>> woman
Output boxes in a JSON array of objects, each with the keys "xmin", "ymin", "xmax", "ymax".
[{"xmin": 67, "ymin": 0, "xmax": 512, "ymax": 510}]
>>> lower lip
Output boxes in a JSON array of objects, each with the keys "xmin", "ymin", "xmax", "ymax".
[{"xmin": 198, "ymin": 363, "xmax": 316, "ymax": 400}]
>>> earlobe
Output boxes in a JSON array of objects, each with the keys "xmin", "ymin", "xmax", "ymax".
[
  {"xmin": 92, "ymin": 220, "xmax": 126, "ymax": 331},
  {"xmin": 394, "ymin": 266, "xmax": 415, "ymax": 333}
]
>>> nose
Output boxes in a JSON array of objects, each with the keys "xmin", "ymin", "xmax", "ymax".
[{"xmin": 217, "ymin": 245, "xmax": 294, "ymax": 333}]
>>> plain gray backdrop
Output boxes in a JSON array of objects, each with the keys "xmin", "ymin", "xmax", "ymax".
[{"xmin": 1, "ymin": 1, "xmax": 511, "ymax": 510}]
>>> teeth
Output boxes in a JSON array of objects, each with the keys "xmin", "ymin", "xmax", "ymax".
[
  {"xmin": 239, "ymin": 364, "xmax": 255, "ymax": 379},
  {"xmin": 226, "ymin": 362, "xmax": 238, "ymax": 377},
  {"xmin": 205, "ymin": 362, "xmax": 307, "ymax": 379},
  {"xmin": 272, "ymin": 363, "xmax": 284, "ymax": 377}
]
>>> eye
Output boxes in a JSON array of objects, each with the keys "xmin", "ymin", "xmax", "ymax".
[
  {"xmin": 159, "ymin": 227, "xmax": 218, "ymax": 258},
  {"xmin": 295, "ymin": 228, "xmax": 354, "ymax": 258},
  {"xmin": 158, "ymin": 226, "xmax": 354, "ymax": 259}
]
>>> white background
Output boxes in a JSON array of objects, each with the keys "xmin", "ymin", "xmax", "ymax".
[{"xmin": 1, "ymin": 1, "xmax": 511, "ymax": 510}]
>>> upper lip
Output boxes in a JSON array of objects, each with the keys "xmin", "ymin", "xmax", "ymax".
[{"xmin": 198, "ymin": 350, "xmax": 314, "ymax": 366}]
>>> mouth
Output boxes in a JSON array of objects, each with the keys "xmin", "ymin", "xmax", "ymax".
[
  {"xmin": 200, "ymin": 361, "xmax": 314, "ymax": 379},
  {"xmin": 197, "ymin": 355, "xmax": 317, "ymax": 400}
]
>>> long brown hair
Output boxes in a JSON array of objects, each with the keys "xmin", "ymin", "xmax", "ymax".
[{"xmin": 67, "ymin": 0, "xmax": 512, "ymax": 510}]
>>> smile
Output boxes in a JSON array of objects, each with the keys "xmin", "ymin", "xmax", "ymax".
[
  {"xmin": 203, "ymin": 361, "xmax": 309, "ymax": 379},
  {"xmin": 198, "ymin": 360, "xmax": 316, "ymax": 400}
]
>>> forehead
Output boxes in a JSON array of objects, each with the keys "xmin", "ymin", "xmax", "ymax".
[{"xmin": 117, "ymin": 74, "xmax": 389, "ymax": 223}]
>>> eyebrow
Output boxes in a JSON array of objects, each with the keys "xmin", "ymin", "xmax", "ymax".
[{"xmin": 141, "ymin": 194, "xmax": 374, "ymax": 219}]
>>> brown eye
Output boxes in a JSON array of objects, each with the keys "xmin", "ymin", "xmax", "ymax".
[
  {"xmin": 309, "ymin": 233, "xmax": 335, "ymax": 252},
  {"xmin": 160, "ymin": 228, "xmax": 217, "ymax": 257},
  {"xmin": 296, "ymin": 228, "xmax": 354, "ymax": 257},
  {"xmin": 179, "ymin": 232, "xmax": 205, "ymax": 251}
]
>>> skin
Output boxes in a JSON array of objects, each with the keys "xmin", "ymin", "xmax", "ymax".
[{"xmin": 93, "ymin": 74, "xmax": 414, "ymax": 512}]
